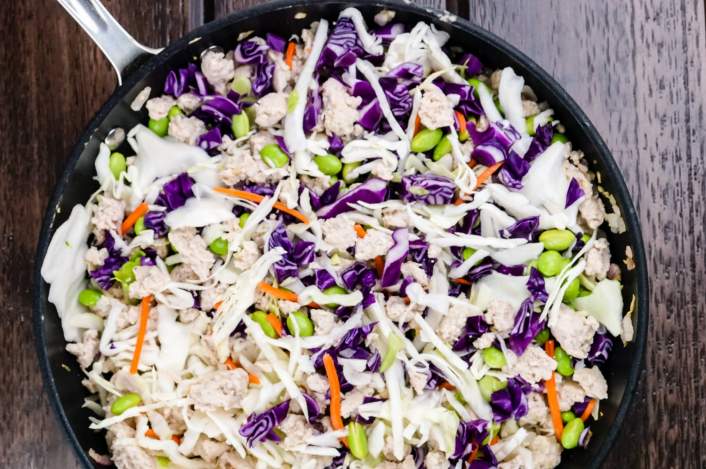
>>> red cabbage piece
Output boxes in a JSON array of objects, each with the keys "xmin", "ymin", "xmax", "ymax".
[
  {"xmin": 143, "ymin": 211, "xmax": 167, "ymax": 237},
  {"xmin": 252, "ymin": 61, "xmax": 274, "ymax": 97},
  {"xmin": 586, "ymin": 333, "xmax": 613, "ymax": 366},
  {"xmin": 452, "ymin": 315, "xmax": 491, "ymax": 352},
  {"xmin": 399, "ymin": 276, "xmax": 414, "ymax": 297},
  {"xmin": 313, "ymin": 322, "xmax": 378, "ymax": 371},
  {"xmin": 495, "ymin": 264, "xmax": 525, "ymax": 276},
  {"xmin": 267, "ymin": 222, "xmax": 298, "ymax": 282},
  {"xmin": 314, "ymin": 269, "xmax": 337, "ymax": 290},
  {"xmin": 234, "ymin": 40, "xmax": 269, "ymax": 65},
  {"xmin": 380, "ymin": 229, "xmax": 409, "ymax": 287},
  {"xmin": 497, "ymin": 151, "xmax": 530, "ymax": 189},
  {"xmin": 526, "ymin": 267, "xmax": 548, "ymax": 303},
  {"xmin": 499, "ymin": 216, "xmax": 539, "ymax": 240},
  {"xmin": 468, "ymin": 261, "xmax": 494, "ymax": 282},
  {"xmin": 274, "ymin": 135, "xmax": 290, "ymax": 156},
  {"xmin": 507, "ymin": 298, "xmax": 546, "ymax": 355},
  {"xmin": 452, "ymin": 420, "xmax": 488, "ymax": 459},
  {"xmin": 319, "ymin": 17, "xmax": 364, "ymax": 69},
  {"xmin": 357, "ymin": 99, "xmax": 384, "ymax": 131},
  {"xmin": 266, "ymin": 33, "xmax": 286, "ymax": 53},
  {"xmin": 579, "ymin": 426, "xmax": 593, "ymax": 449},
  {"xmin": 302, "ymin": 393, "xmax": 321, "ymax": 423},
  {"xmin": 237, "ymin": 183, "xmax": 275, "ymax": 197},
  {"xmin": 469, "ymin": 121, "xmax": 522, "ymax": 166},
  {"xmin": 89, "ymin": 232, "xmax": 128, "ymax": 290},
  {"xmin": 352, "ymin": 80, "xmax": 376, "ymax": 103},
  {"xmin": 460, "ymin": 52, "xmax": 484, "ymax": 76},
  {"xmin": 366, "ymin": 350, "xmax": 381, "ymax": 372},
  {"xmin": 341, "ymin": 263, "xmax": 376, "ymax": 290},
  {"xmin": 401, "ymin": 174, "xmax": 456, "ymax": 205},
  {"xmin": 525, "ymin": 123, "xmax": 554, "ymax": 162},
  {"xmin": 565, "ymin": 177, "xmax": 585, "ymax": 208},
  {"xmin": 434, "ymin": 79, "xmax": 482, "ymax": 117},
  {"xmin": 386, "ymin": 62, "xmax": 424, "ymax": 82},
  {"xmin": 490, "ymin": 377, "xmax": 531, "ymax": 422},
  {"xmin": 239, "ymin": 400, "xmax": 290, "ymax": 446},
  {"xmin": 571, "ymin": 397, "xmax": 591, "ymax": 417},
  {"xmin": 155, "ymin": 173, "xmax": 195, "ymax": 211},
  {"xmin": 328, "ymin": 134, "xmax": 344, "ymax": 153},
  {"xmin": 468, "ymin": 446, "xmax": 498, "ymax": 469},
  {"xmin": 163, "ymin": 63, "xmax": 211, "ymax": 97},
  {"xmin": 196, "ymin": 127, "xmax": 222, "ymax": 151},
  {"xmin": 375, "ymin": 23, "xmax": 405, "ymax": 42},
  {"xmin": 380, "ymin": 81, "xmax": 413, "ymax": 119},
  {"xmin": 197, "ymin": 94, "xmax": 242, "ymax": 126},
  {"xmin": 303, "ymin": 87, "xmax": 323, "ymax": 133},
  {"xmin": 409, "ymin": 239, "xmax": 436, "ymax": 277},
  {"xmin": 292, "ymin": 241, "xmax": 316, "ymax": 266},
  {"xmin": 317, "ymin": 178, "xmax": 388, "ymax": 219},
  {"xmin": 307, "ymin": 181, "xmax": 341, "ymax": 212}
]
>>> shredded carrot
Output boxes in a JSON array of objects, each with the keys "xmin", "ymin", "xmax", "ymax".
[
  {"xmin": 490, "ymin": 435, "xmax": 500, "ymax": 445},
  {"xmin": 453, "ymin": 197, "xmax": 465, "ymax": 206},
  {"xmin": 413, "ymin": 115, "xmax": 422, "ymax": 135},
  {"xmin": 171, "ymin": 435, "xmax": 182, "ymax": 445},
  {"xmin": 214, "ymin": 187, "xmax": 309, "ymax": 224},
  {"xmin": 130, "ymin": 295, "xmax": 153, "ymax": 374},
  {"xmin": 374, "ymin": 255, "xmax": 385, "ymax": 278},
  {"xmin": 473, "ymin": 161, "xmax": 503, "ymax": 190},
  {"xmin": 467, "ymin": 445, "xmax": 479, "ymax": 462},
  {"xmin": 544, "ymin": 339, "xmax": 555, "ymax": 358},
  {"xmin": 455, "ymin": 111, "xmax": 467, "ymax": 136},
  {"xmin": 284, "ymin": 41, "xmax": 296, "ymax": 69},
  {"xmin": 438, "ymin": 381, "xmax": 456, "ymax": 391},
  {"xmin": 226, "ymin": 357, "xmax": 261, "ymax": 384},
  {"xmin": 258, "ymin": 281, "xmax": 299, "ymax": 302},
  {"xmin": 354, "ymin": 224, "xmax": 367, "ymax": 238},
  {"xmin": 225, "ymin": 357, "xmax": 237, "ymax": 370},
  {"xmin": 265, "ymin": 313, "xmax": 284, "ymax": 337},
  {"xmin": 468, "ymin": 159, "xmax": 478, "ymax": 168},
  {"xmin": 144, "ymin": 428, "xmax": 159, "ymax": 439},
  {"xmin": 214, "ymin": 300, "xmax": 223, "ymax": 311},
  {"xmin": 307, "ymin": 302, "xmax": 321, "ymax": 308},
  {"xmin": 323, "ymin": 353, "xmax": 345, "ymax": 432},
  {"xmin": 248, "ymin": 372, "xmax": 261, "ymax": 385},
  {"xmin": 402, "ymin": 296, "xmax": 411, "ymax": 305},
  {"xmin": 451, "ymin": 278, "xmax": 472, "ymax": 286},
  {"xmin": 580, "ymin": 399, "xmax": 597, "ymax": 422},
  {"xmin": 544, "ymin": 340, "xmax": 564, "ymax": 439},
  {"xmin": 120, "ymin": 202, "xmax": 149, "ymax": 235}
]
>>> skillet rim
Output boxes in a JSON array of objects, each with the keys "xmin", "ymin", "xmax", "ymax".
[{"xmin": 32, "ymin": 1, "xmax": 648, "ymax": 467}]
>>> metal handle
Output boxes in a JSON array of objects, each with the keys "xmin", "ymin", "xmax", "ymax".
[{"xmin": 57, "ymin": 0, "xmax": 162, "ymax": 85}]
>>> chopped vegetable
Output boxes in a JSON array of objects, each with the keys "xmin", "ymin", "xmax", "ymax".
[
  {"xmin": 120, "ymin": 202, "xmax": 149, "ymax": 235},
  {"xmin": 129, "ymin": 295, "xmax": 153, "ymax": 374}
]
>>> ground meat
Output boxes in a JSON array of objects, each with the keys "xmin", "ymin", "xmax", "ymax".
[
  {"xmin": 424, "ymin": 451, "xmax": 447, "ymax": 468},
  {"xmin": 280, "ymin": 414, "xmax": 315, "ymax": 450},
  {"xmin": 527, "ymin": 434, "xmax": 562, "ymax": 469},
  {"xmin": 84, "ymin": 246, "xmax": 108, "ymax": 270},
  {"xmin": 341, "ymin": 389, "xmax": 366, "ymax": 418},
  {"xmin": 573, "ymin": 366, "xmax": 608, "ymax": 400},
  {"xmin": 557, "ymin": 381, "xmax": 586, "ymax": 412},
  {"xmin": 549, "ymin": 305, "xmax": 599, "ymax": 359},
  {"xmin": 407, "ymin": 363, "xmax": 430, "ymax": 396},
  {"xmin": 418, "ymin": 83, "xmax": 454, "ymax": 130},
  {"xmin": 321, "ymin": 215, "xmax": 358, "ymax": 252},
  {"xmin": 355, "ymin": 229, "xmax": 393, "ymax": 261},
  {"xmin": 232, "ymin": 241, "xmax": 260, "ymax": 271},
  {"xmin": 321, "ymin": 78, "xmax": 362, "ymax": 138},
  {"xmin": 219, "ymin": 145, "xmax": 287, "ymax": 186},
  {"xmin": 484, "ymin": 299, "xmax": 516, "ymax": 334},
  {"xmin": 200, "ymin": 50, "xmax": 235, "ymax": 95},
  {"xmin": 91, "ymin": 196, "xmax": 124, "ymax": 241},
  {"xmin": 472, "ymin": 332, "xmax": 496, "ymax": 350},
  {"xmin": 522, "ymin": 99, "xmax": 540, "ymax": 117},
  {"xmin": 377, "ymin": 455, "xmax": 416, "ymax": 469},
  {"xmin": 579, "ymin": 196, "xmax": 606, "ymax": 231},
  {"xmin": 179, "ymin": 308, "xmax": 201, "ymax": 323},
  {"xmin": 381, "ymin": 206, "xmax": 410, "ymax": 228},
  {"xmin": 189, "ymin": 368, "xmax": 249, "ymax": 412},
  {"xmin": 371, "ymin": 160, "xmax": 395, "ymax": 180},
  {"xmin": 176, "ymin": 93, "xmax": 201, "ymax": 114},
  {"xmin": 145, "ymin": 95, "xmax": 176, "ymax": 120},
  {"xmin": 436, "ymin": 304, "xmax": 476, "ymax": 343},
  {"xmin": 254, "ymin": 92, "xmax": 288, "ymax": 128},
  {"xmin": 311, "ymin": 309, "xmax": 339, "ymax": 335},
  {"xmin": 111, "ymin": 442, "xmax": 156, "ymax": 469},
  {"xmin": 498, "ymin": 448, "xmax": 533, "ymax": 469},
  {"xmin": 270, "ymin": 52, "xmax": 291, "ymax": 93},
  {"xmin": 168, "ymin": 227, "xmax": 215, "ymax": 281},
  {"xmin": 128, "ymin": 266, "xmax": 171, "ymax": 299},
  {"xmin": 110, "ymin": 369, "xmax": 143, "ymax": 395},
  {"xmin": 385, "ymin": 296, "xmax": 424, "ymax": 324},
  {"xmin": 193, "ymin": 437, "xmax": 228, "ymax": 463},
  {"xmin": 508, "ymin": 345, "xmax": 556, "ymax": 384},
  {"xmin": 168, "ymin": 115, "xmax": 206, "ymax": 145},
  {"xmin": 200, "ymin": 284, "xmax": 225, "ymax": 312},
  {"xmin": 584, "ymin": 238, "xmax": 611, "ymax": 280},
  {"xmin": 66, "ymin": 329, "xmax": 99, "ymax": 369},
  {"xmin": 401, "ymin": 262, "xmax": 429, "ymax": 288},
  {"xmin": 217, "ymin": 451, "xmax": 255, "ymax": 469},
  {"xmin": 519, "ymin": 392, "xmax": 553, "ymax": 432},
  {"xmin": 306, "ymin": 373, "xmax": 329, "ymax": 395}
]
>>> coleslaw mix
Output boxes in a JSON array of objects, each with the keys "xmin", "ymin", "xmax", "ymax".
[{"xmin": 42, "ymin": 8, "xmax": 633, "ymax": 469}]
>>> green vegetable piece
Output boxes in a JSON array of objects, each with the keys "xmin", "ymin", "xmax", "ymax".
[
  {"xmin": 134, "ymin": 216, "xmax": 146, "ymax": 235},
  {"xmin": 481, "ymin": 347, "xmax": 507, "ymax": 369},
  {"xmin": 539, "ymin": 229, "xmax": 576, "ymax": 251},
  {"xmin": 380, "ymin": 333, "xmax": 405, "ymax": 372},
  {"xmin": 467, "ymin": 78, "xmax": 481, "ymax": 97},
  {"xmin": 231, "ymin": 112, "xmax": 250, "ymax": 139},
  {"xmin": 581, "ymin": 234, "xmax": 591, "ymax": 243},
  {"xmin": 156, "ymin": 456, "xmax": 171, "ymax": 468},
  {"xmin": 411, "ymin": 128, "xmax": 444, "ymax": 153},
  {"xmin": 245, "ymin": 105, "xmax": 256, "ymax": 123},
  {"xmin": 287, "ymin": 90, "xmax": 299, "ymax": 112},
  {"xmin": 231, "ymin": 75, "xmax": 251, "ymax": 95},
  {"xmin": 561, "ymin": 417, "xmax": 585, "ymax": 449},
  {"xmin": 208, "ymin": 237, "xmax": 229, "ymax": 256},
  {"xmin": 313, "ymin": 154, "xmax": 343, "ymax": 176},
  {"xmin": 260, "ymin": 143, "xmax": 289, "ymax": 168},
  {"xmin": 323, "ymin": 285, "xmax": 348, "ymax": 307},
  {"xmin": 110, "ymin": 392, "xmax": 142, "ymax": 415},
  {"xmin": 78, "ymin": 289, "xmax": 102, "ymax": 307},
  {"xmin": 462, "ymin": 247, "xmax": 476, "ymax": 261},
  {"xmin": 114, "ymin": 259, "xmax": 139, "ymax": 286},
  {"xmin": 348, "ymin": 421, "xmax": 369, "ymax": 459},
  {"xmin": 537, "ymin": 250, "xmax": 567, "ymax": 277},
  {"xmin": 239, "ymin": 212, "xmax": 251, "ymax": 229},
  {"xmin": 251, "ymin": 310, "xmax": 277, "ymax": 338},
  {"xmin": 526, "ymin": 116, "xmax": 536, "ymax": 136},
  {"xmin": 167, "ymin": 105, "xmax": 183, "ymax": 119},
  {"xmin": 433, "ymin": 135, "xmax": 453, "ymax": 161},
  {"xmin": 551, "ymin": 133, "xmax": 568, "ymax": 144},
  {"xmin": 577, "ymin": 287, "xmax": 592, "ymax": 298},
  {"xmin": 554, "ymin": 346, "xmax": 574, "ymax": 377},
  {"xmin": 534, "ymin": 329, "xmax": 550, "ymax": 345},
  {"xmin": 148, "ymin": 117, "xmax": 169, "ymax": 137},
  {"xmin": 286, "ymin": 311, "xmax": 314, "ymax": 337},
  {"xmin": 478, "ymin": 375, "xmax": 507, "ymax": 401},
  {"xmin": 563, "ymin": 277, "xmax": 581, "ymax": 303},
  {"xmin": 342, "ymin": 162, "xmax": 361, "ymax": 183},
  {"xmin": 561, "ymin": 411, "xmax": 577, "ymax": 423},
  {"xmin": 482, "ymin": 422, "xmax": 501, "ymax": 445},
  {"xmin": 109, "ymin": 152, "xmax": 127, "ymax": 180}
]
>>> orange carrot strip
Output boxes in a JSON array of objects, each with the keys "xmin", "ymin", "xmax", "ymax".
[
  {"xmin": 469, "ymin": 159, "xmax": 478, "ymax": 169},
  {"xmin": 354, "ymin": 224, "xmax": 367, "ymax": 238},
  {"xmin": 171, "ymin": 435, "xmax": 182, "ymax": 445},
  {"xmin": 413, "ymin": 115, "xmax": 422, "ymax": 135},
  {"xmin": 455, "ymin": 111, "xmax": 467, "ymax": 136},
  {"xmin": 144, "ymin": 428, "xmax": 159, "ymax": 439},
  {"xmin": 224, "ymin": 357, "xmax": 237, "ymax": 370},
  {"xmin": 214, "ymin": 300, "xmax": 223, "ymax": 311},
  {"xmin": 265, "ymin": 313, "xmax": 284, "ymax": 337},
  {"xmin": 438, "ymin": 382, "xmax": 456, "ymax": 391},
  {"xmin": 258, "ymin": 281, "xmax": 299, "ymax": 302},
  {"xmin": 402, "ymin": 296, "xmax": 411, "ymax": 305},
  {"xmin": 120, "ymin": 202, "xmax": 149, "ymax": 235},
  {"xmin": 374, "ymin": 256, "xmax": 385, "ymax": 278},
  {"xmin": 323, "ymin": 353, "xmax": 345, "ymax": 432},
  {"xmin": 580, "ymin": 399, "xmax": 597, "ymax": 422},
  {"xmin": 490, "ymin": 435, "xmax": 500, "ymax": 445},
  {"xmin": 453, "ymin": 197, "xmax": 464, "ymax": 206},
  {"xmin": 473, "ymin": 162, "xmax": 503, "ymax": 190},
  {"xmin": 544, "ymin": 340, "xmax": 563, "ymax": 439},
  {"xmin": 248, "ymin": 373, "xmax": 261, "ymax": 385},
  {"xmin": 451, "ymin": 278, "xmax": 472, "ymax": 286},
  {"xmin": 467, "ymin": 446, "xmax": 479, "ymax": 463},
  {"xmin": 226, "ymin": 357, "xmax": 261, "ymax": 384},
  {"xmin": 545, "ymin": 339, "xmax": 555, "ymax": 358},
  {"xmin": 214, "ymin": 187, "xmax": 309, "ymax": 224},
  {"xmin": 130, "ymin": 295, "xmax": 153, "ymax": 374},
  {"xmin": 284, "ymin": 41, "xmax": 296, "ymax": 69}
]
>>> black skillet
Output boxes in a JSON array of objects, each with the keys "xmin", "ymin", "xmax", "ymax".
[{"xmin": 34, "ymin": 0, "xmax": 648, "ymax": 467}]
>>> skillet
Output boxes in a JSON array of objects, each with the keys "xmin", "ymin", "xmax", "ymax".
[{"xmin": 34, "ymin": 0, "xmax": 648, "ymax": 467}]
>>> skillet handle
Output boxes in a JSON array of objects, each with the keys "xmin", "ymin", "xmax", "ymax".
[{"xmin": 57, "ymin": 0, "xmax": 161, "ymax": 85}]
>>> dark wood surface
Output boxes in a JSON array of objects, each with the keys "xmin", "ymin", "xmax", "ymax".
[{"xmin": 1, "ymin": 0, "xmax": 703, "ymax": 467}]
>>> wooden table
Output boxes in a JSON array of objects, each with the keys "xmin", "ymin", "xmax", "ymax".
[{"xmin": 1, "ymin": 0, "xmax": 703, "ymax": 467}]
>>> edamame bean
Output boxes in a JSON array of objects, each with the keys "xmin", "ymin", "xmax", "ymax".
[
  {"xmin": 561, "ymin": 411, "xmax": 577, "ymax": 423},
  {"xmin": 167, "ymin": 105, "xmax": 183, "ymax": 119},
  {"xmin": 526, "ymin": 116, "xmax": 536, "ymax": 136},
  {"xmin": 148, "ymin": 117, "xmax": 169, "ymax": 137},
  {"xmin": 239, "ymin": 212, "xmax": 250, "ymax": 228},
  {"xmin": 208, "ymin": 237, "xmax": 229, "ymax": 256},
  {"xmin": 551, "ymin": 133, "xmax": 568, "ymax": 144},
  {"xmin": 323, "ymin": 285, "xmax": 348, "ymax": 308},
  {"xmin": 114, "ymin": 259, "xmax": 139, "ymax": 286},
  {"xmin": 537, "ymin": 251, "xmax": 568, "ymax": 277},
  {"xmin": 78, "ymin": 289, "xmax": 102, "ymax": 307},
  {"xmin": 342, "ymin": 162, "xmax": 361, "ymax": 183},
  {"xmin": 109, "ymin": 152, "xmax": 127, "ymax": 180},
  {"xmin": 260, "ymin": 143, "xmax": 289, "ymax": 168},
  {"xmin": 462, "ymin": 247, "xmax": 476, "ymax": 261},
  {"xmin": 348, "ymin": 421, "xmax": 369, "ymax": 459},
  {"xmin": 110, "ymin": 392, "xmax": 142, "ymax": 415},
  {"xmin": 313, "ymin": 154, "xmax": 343, "ymax": 176},
  {"xmin": 555, "ymin": 347, "xmax": 574, "ymax": 377},
  {"xmin": 231, "ymin": 112, "xmax": 250, "ymax": 139},
  {"xmin": 156, "ymin": 456, "xmax": 171, "ymax": 468},
  {"xmin": 251, "ymin": 311, "xmax": 277, "ymax": 338},
  {"xmin": 134, "ymin": 216, "xmax": 146, "ymax": 235},
  {"xmin": 411, "ymin": 128, "xmax": 443, "ymax": 153},
  {"xmin": 534, "ymin": 328, "xmax": 550, "ymax": 345},
  {"xmin": 433, "ymin": 135, "xmax": 452, "ymax": 161},
  {"xmin": 478, "ymin": 375, "xmax": 507, "ymax": 401},
  {"xmin": 286, "ymin": 311, "xmax": 314, "ymax": 337},
  {"xmin": 561, "ymin": 417, "xmax": 585, "ymax": 449},
  {"xmin": 581, "ymin": 233, "xmax": 590, "ymax": 243},
  {"xmin": 563, "ymin": 277, "xmax": 581, "ymax": 303},
  {"xmin": 539, "ymin": 229, "xmax": 576, "ymax": 251},
  {"xmin": 481, "ymin": 347, "xmax": 507, "ymax": 369},
  {"xmin": 231, "ymin": 75, "xmax": 251, "ymax": 95}
]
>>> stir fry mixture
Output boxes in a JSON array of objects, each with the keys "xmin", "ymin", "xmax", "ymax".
[{"xmin": 41, "ymin": 7, "xmax": 635, "ymax": 469}]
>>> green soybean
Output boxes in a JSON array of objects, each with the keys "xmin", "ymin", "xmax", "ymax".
[
  {"xmin": 561, "ymin": 411, "xmax": 577, "ymax": 423},
  {"xmin": 411, "ymin": 128, "xmax": 443, "ymax": 153},
  {"xmin": 537, "ymin": 250, "xmax": 568, "ymax": 277},
  {"xmin": 239, "ymin": 212, "xmax": 251, "ymax": 228},
  {"xmin": 231, "ymin": 112, "xmax": 250, "ymax": 139},
  {"xmin": 323, "ymin": 286, "xmax": 348, "ymax": 308},
  {"xmin": 134, "ymin": 216, "xmax": 146, "ymax": 235},
  {"xmin": 551, "ymin": 133, "xmax": 568, "ymax": 144},
  {"xmin": 260, "ymin": 143, "xmax": 289, "ymax": 168},
  {"xmin": 433, "ymin": 135, "xmax": 453, "ymax": 161},
  {"xmin": 563, "ymin": 277, "xmax": 581, "ymax": 303},
  {"xmin": 479, "ymin": 375, "xmax": 507, "ymax": 401},
  {"xmin": 78, "ymin": 289, "xmax": 102, "ymax": 307},
  {"xmin": 462, "ymin": 247, "xmax": 476, "ymax": 261},
  {"xmin": 561, "ymin": 417, "xmax": 584, "ymax": 449},
  {"xmin": 313, "ymin": 154, "xmax": 343, "ymax": 176},
  {"xmin": 554, "ymin": 347, "xmax": 574, "ymax": 377},
  {"xmin": 342, "ymin": 162, "xmax": 361, "ymax": 183},
  {"xmin": 348, "ymin": 421, "xmax": 369, "ymax": 459},
  {"xmin": 534, "ymin": 329, "xmax": 550, "ymax": 345},
  {"xmin": 109, "ymin": 152, "xmax": 127, "ymax": 180},
  {"xmin": 208, "ymin": 237, "xmax": 229, "ymax": 256},
  {"xmin": 114, "ymin": 259, "xmax": 139, "ymax": 286},
  {"xmin": 231, "ymin": 75, "xmax": 251, "ymax": 95},
  {"xmin": 156, "ymin": 456, "xmax": 171, "ymax": 468},
  {"xmin": 481, "ymin": 347, "xmax": 507, "ymax": 369},
  {"xmin": 251, "ymin": 311, "xmax": 277, "ymax": 338},
  {"xmin": 286, "ymin": 311, "xmax": 314, "ymax": 337},
  {"xmin": 167, "ymin": 105, "xmax": 183, "ymax": 119},
  {"xmin": 148, "ymin": 117, "xmax": 169, "ymax": 137},
  {"xmin": 110, "ymin": 392, "xmax": 142, "ymax": 415},
  {"xmin": 539, "ymin": 229, "xmax": 576, "ymax": 251}
]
